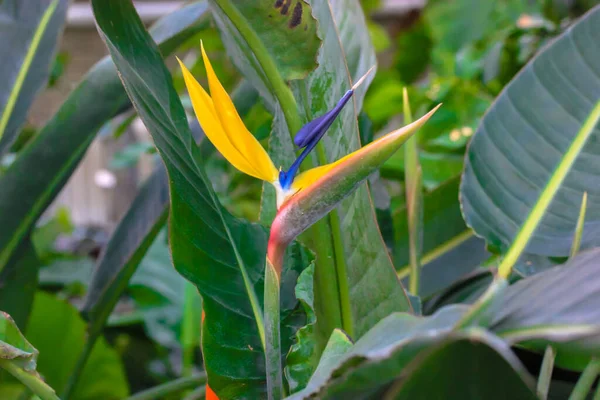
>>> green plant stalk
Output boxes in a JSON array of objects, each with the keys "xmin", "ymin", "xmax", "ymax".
[
  {"xmin": 126, "ymin": 374, "xmax": 207, "ymax": 400},
  {"xmin": 594, "ymin": 379, "xmax": 600, "ymax": 400},
  {"xmin": 396, "ymin": 230, "xmax": 474, "ymax": 279},
  {"xmin": 211, "ymin": 0, "xmax": 302, "ymax": 135},
  {"xmin": 183, "ymin": 386, "xmax": 207, "ymax": 400},
  {"xmin": 570, "ymin": 192, "xmax": 588, "ymax": 258},
  {"xmin": 537, "ymin": 346, "xmax": 556, "ymax": 400},
  {"xmin": 497, "ymin": 101, "xmax": 600, "ymax": 279},
  {"xmin": 536, "ymin": 192, "xmax": 589, "ymax": 398},
  {"xmin": 402, "ymin": 88, "xmax": 422, "ymax": 295},
  {"xmin": 264, "ymin": 258, "xmax": 284, "ymax": 400},
  {"xmin": 0, "ymin": 359, "xmax": 60, "ymax": 400},
  {"xmin": 569, "ymin": 359, "xmax": 600, "ymax": 400},
  {"xmin": 0, "ymin": 0, "xmax": 59, "ymax": 141},
  {"xmin": 182, "ymin": 281, "xmax": 202, "ymax": 376},
  {"xmin": 454, "ymin": 277, "xmax": 508, "ymax": 329}
]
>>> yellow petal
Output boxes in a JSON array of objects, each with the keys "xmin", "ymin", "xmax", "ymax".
[
  {"xmin": 200, "ymin": 43, "xmax": 278, "ymax": 182},
  {"xmin": 178, "ymin": 58, "xmax": 268, "ymax": 180},
  {"xmin": 291, "ymin": 164, "xmax": 335, "ymax": 193}
]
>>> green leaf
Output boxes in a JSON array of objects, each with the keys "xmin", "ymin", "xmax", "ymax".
[
  {"xmin": 394, "ymin": 177, "xmax": 488, "ymax": 297},
  {"xmin": 285, "ymin": 264, "xmax": 318, "ymax": 394},
  {"xmin": 0, "ymin": 311, "xmax": 37, "ymax": 371},
  {"xmin": 488, "ymin": 247, "xmax": 600, "ymax": 371},
  {"xmin": 26, "ymin": 292, "xmax": 128, "ymax": 400},
  {"xmin": 0, "ymin": 0, "xmax": 68, "ymax": 155},
  {"xmin": 380, "ymin": 330, "xmax": 536, "ymax": 400},
  {"xmin": 461, "ymin": 6, "xmax": 600, "ymax": 257},
  {"xmin": 0, "ymin": 240, "xmax": 40, "ymax": 329},
  {"xmin": 0, "ymin": 310, "xmax": 61, "ymax": 400},
  {"xmin": 287, "ymin": 307, "xmax": 536, "ymax": 399},
  {"xmin": 92, "ymin": 1, "xmax": 311, "ymax": 397},
  {"xmin": 0, "ymin": 1, "xmax": 210, "ymax": 274},
  {"xmin": 210, "ymin": 0, "xmax": 321, "ymax": 81}
]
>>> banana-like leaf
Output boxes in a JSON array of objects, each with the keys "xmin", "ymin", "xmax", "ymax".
[
  {"xmin": 92, "ymin": 1, "xmax": 311, "ymax": 397},
  {"xmin": 0, "ymin": 0, "xmax": 68, "ymax": 155},
  {"xmin": 0, "ymin": 1, "xmax": 210, "ymax": 273},
  {"xmin": 489, "ymin": 247, "xmax": 600, "ymax": 371},
  {"xmin": 287, "ymin": 307, "xmax": 536, "ymax": 399},
  {"xmin": 461, "ymin": 6, "xmax": 600, "ymax": 257}
]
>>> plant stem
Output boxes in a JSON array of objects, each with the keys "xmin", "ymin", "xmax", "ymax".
[
  {"xmin": 126, "ymin": 374, "xmax": 207, "ymax": 400},
  {"xmin": 497, "ymin": 101, "xmax": 600, "ymax": 279},
  {"xmin": 569, "ymin": 359, "xmax": 600, "ymax": 400},
  {"xmin": 211, "ymin": 0, "xmax": 302, "ymax": 136},
  {"xmin": 264, "ymin": 257, "xmax": 284, "ymax": 400},
  {"xmin": 537, "ymin": 346, "xmax": 556, "ymax": 400},
  {"xmin": 402, "ymin": 88, "xmax": 422, "ymax": 296},
  {"xmin": 182, "ymin": 281, "xmax": 202, "ymax": 376},
  {"xmin": 453, "ymin": 277, "xmax": 508, "ymax": 329},
  {"xmin": 62, "ymin": 333, "xmax": 96, "ymax": 399},
  {"xmin": 570, "ymin": 192, "xmax": 588, "ymax": 258},
  {"xmin": 0, "ymin": 359, "xmax": 60, "ymax": 400}
]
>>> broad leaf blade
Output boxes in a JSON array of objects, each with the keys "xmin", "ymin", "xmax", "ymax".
[
  {"xmin": 288, "ymin": 307, "xmax": 535, "ymax": 399},
  {"xmin": 489, "ymin": 247, "xmax": 600, "ymax": 370},
  {"xmin": 460, "ymin": 6, "xmax": 600, "ymax": 257},
  {"xmin": 0, "ymin": 0, "xmax": 68, "ymax": 155},
  {"xmin": 0, "ymin": 1, "xmax": 210, "ymax": 273},
  {"xmin": 92, "ymin": 2, "xmax": 310, "ymax": 397},
  {"xmin": 210, "ymin": 0, "xmax": 320, "ymax": 82}
]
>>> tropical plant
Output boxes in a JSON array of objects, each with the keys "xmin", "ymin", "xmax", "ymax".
[{"xmin": 1, "ymin": 1, "xmax": 600, "ymax": 400}]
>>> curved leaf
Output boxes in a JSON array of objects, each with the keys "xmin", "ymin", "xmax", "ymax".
[
  {"xmin": 210, "ymin": 0, "xmax": 320, "ymax": 82},
  {"xmin": 92, "ymin": 2, "xmax": 311, "ymax": 397},
  {"xmin": 0, "ymin": 1, "xmax": 210, "ymax": 273},
  {"xmin": 0, "ymin": 0, "xmax": 68, "ymax": 155},
  {"xmin": 489, "ymin": 247, "xmax": 600, "ymax": 370},
  {"xmin": 287, "ymin": 306, "xmax": 536, "ymax": 399},
  {"xmin": 460, "ymin": 6, "xmax": 600, "ymax": 257}
]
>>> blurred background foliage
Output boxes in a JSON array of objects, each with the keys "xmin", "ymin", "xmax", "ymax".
[{"xmin": 1, "ymin": 0, "xmax": 598, "ymax": 398}]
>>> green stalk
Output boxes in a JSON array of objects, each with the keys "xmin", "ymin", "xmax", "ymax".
[
  {"xmin": 126, "ymin": 374, "xmax": 207, "ymax": 400},
  {"xmin": 537, "ymin": 193, "xmax": 589, "ymax": 398},
  {"xmin": 497, "ymin": 101, "xmax": 600, "ymax": 279},
  {"xmin": 264, "ymin": 257, "xmax": 284, "ymax": 400},
  {"xmin": 0, "ymin": 359, "xmax": 60, "ymax": 400},
  {"xmin": 569, "ymin": 359, "xmax": 600, "ymax": 400},
  {"xmin": 402, "ymin": 88, "xmax": 422, "ymax": 295},
  {"xmin": 182, "ymin": 281, "xmax": 202, "ymax": 376},
  {"xmin": 570, "ymin": 192, "xmax": 588, "ymax": 258},
  {"xmin": 211, "ymin": 0, "xmax": 302, "ymax": 135},
  {"xmin": 537, "ymin": 346, "xmax": 556, "ymax": 400},
  {"xmin": 0, "ymin": 0, "xmax": 59, "ymax": 141}
]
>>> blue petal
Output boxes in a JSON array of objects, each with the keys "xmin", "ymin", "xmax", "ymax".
[{"xmin": 279, "ymin": 89, "xmax": 355, "ymax": 189}]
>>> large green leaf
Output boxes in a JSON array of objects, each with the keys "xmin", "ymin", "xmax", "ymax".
[
  {"xmin": 0, "ymin": 1, "xmax": 210, "ymax": 273},
  {"xmin": 287, "ymin": 306, "xmax": 536, "ymax": 399},
  {"xmin": 209, "ymin": 0, "xmax": 320, "ymax": 81},
  {"xmin": 488, "ymin": 247, "xmax": 600, "ymax": 370},
  {"xmin": 26, "ymin": 292, "xmax": 128, "ymax": 400},
  {"xmin": 0, "ymin": 240, "xmax": 39, "ymax": 330},
  {"xmin": 0, "ymin": 0, "xmax": 67, "ymax": 155},
  {"xmin": 461, "ymin": 6, "xmax": 600, "ymax": 257},
  {"xmin": 394, "ymin": 176, "xmax": 488, "ymax": 297},
  {"xmin": 92, "ymin": 1, "xmax": 311, "ymax": 397}
]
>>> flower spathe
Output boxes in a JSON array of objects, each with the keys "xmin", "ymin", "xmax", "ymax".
[{"xmin": 178, "ymin": 42, "xmax": 374, "ymax": 208}]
